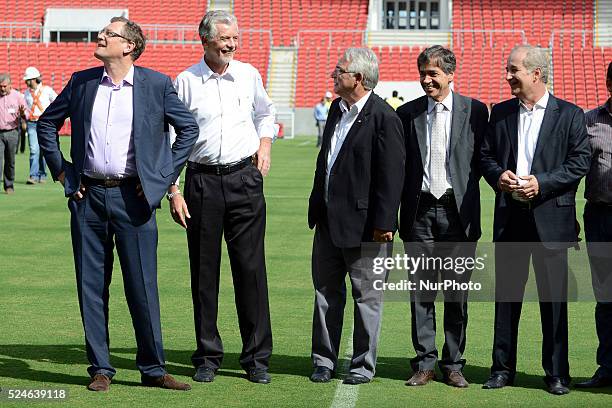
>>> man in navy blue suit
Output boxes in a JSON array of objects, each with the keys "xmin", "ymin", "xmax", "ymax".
[{"xmin": 37, "ymin": 17, "xmax": 199, "ymax": 392}]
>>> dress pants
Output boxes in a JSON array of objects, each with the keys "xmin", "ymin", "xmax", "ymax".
[
  {"xmin": 406, "ymin": 192, "xmax": 473, "ymax": 373},
  {"xmin": 0, "ymin": 129, "xmax": 18, "ymax": 190},
  {"xmin": 491, "ymin": 204, "xmax": 569, "ymax": 381},
  {"xmin": 68, "ymin": 181, "xmax": 166, "ymax": 378},
  {"xmin": 185, "ymin": 163, "xmax": 272, "ymax": 371},
  {"xmin": 584, "ymin": 201, "xmax": 612, "ymax": 378},
  {"xmin": 311, "ymin": 218, "xmax": 389, "ymax": 379}
]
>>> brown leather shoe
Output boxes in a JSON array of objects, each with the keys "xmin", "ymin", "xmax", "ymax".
[
  {"xmin": 87, "ymin": 374, "xmax": 111, "ymax": 391},
  {"xmin": 406, "ymin": 370, "xmax": 436, "ymax": 386},
  {"xmin": 445, "ymin": 370, "xmax": 469, "ymax": 388},
  {"xmin": 141, "ymin": 374, "xmax": 191, "ymax": 391}
]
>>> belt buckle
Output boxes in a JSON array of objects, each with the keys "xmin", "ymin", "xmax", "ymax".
[{"xmin": 103, "ymin": 179, "xmax": 121, "ymax": 187}]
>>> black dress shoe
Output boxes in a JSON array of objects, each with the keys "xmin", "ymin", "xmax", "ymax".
[
  {"xmin": 482, "ymin": 374, "xmax": 513, "ymax": 389},
  {"xmin": 544, "ymin": 377, "xmax": 570, "ymax": 395},
  {"xmin": 575, "ymin": 373, "xmax": 612, "ymax": 388},
  {"xmin": 343, "ymin": 373, "xmax": 371, "ymax": 385},
  {"xmin": 310, "ymin": 366, "xmax": 333, "ymax": 383},
  {"xmin": 247, "ymin": 369, "xmax": 271, "ymax": 384},
  {"xmin": 193, "ymin": 366, "xmax": 216, "ymax": 382}
]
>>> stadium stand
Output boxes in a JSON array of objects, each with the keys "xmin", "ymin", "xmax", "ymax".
[
  {"xmin": 1, "ymin": 0, "xmax": 610, "ymax": 115},
  {"xmin": 0, "ymin": 0, "xmax": 206, "ymax": 25},
  {"xmin": 234, "ymin": 0, "xmax": 369, "ymax": 46},
  {"xmin": 453, "ymin": 0, "xmax": 593, "ymax": 47},
  {"xmin": 0, "ymin": 40, "xmax": 268, "ymax": 91}
]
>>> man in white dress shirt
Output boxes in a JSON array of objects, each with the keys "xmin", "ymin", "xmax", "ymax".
[
  {"xmin": 480, "ymin": 45, "xmax": 590, "ymax": 395},
  {"xmin": 168, "ymin": 10, "xmax": 275, "ymax": 385}
]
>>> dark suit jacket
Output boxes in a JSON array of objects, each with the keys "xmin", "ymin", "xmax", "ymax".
[
  {"xmin": 397, "ymin": 93, "xmax": 489, "ymax": 242},
  {"xmin": 480, "ymin": 94, "xmax": 591, "ymax": 248},
  {"xmin": 37, "ymin": 66, "xmax": 199, "ymax": 208},
  {"xmin": 308, "ymin": 93, "xmax": 405, "ymax": 248}
]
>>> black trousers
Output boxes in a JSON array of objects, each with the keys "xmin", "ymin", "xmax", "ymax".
[
  {"xmin": 584, "ymin": 202, "xmax": 612, "ymax": 378},
  {"xmin": 491, "ymin": 205, "xmax": 569, "ymax": 381},
  {"xmin": 185, "ymin": 163, "xmax": 272, "ymax": 371},
  {"xmin": 406, "ymin": 192, "xmax": 473, "ymax": 373}
]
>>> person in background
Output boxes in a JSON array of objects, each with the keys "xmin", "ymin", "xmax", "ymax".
[
  {"xmin": 23, "ymin": 66, "xmax": 57, "ymax": 184},
  {"xmin": 314, "ymin": 92, "xmax": 332, "ymax": 147},
  {"xmin": 386, "ymin": 90, "xmax": 404, "ymax": 110},
  {"xmin": 0, "ymin": 73, "xmax": 26, "ymax": 194}
]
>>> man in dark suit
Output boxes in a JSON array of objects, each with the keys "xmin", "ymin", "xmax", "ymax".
[
  {"xmin": 308, "ymin": 47, "xmax": 405, "ymax": 385},
  {"xmin": 575, "ymin": 61, "xmax": 612, "ymax": 389},
  {"xmin": 37, "ymin": 17, "xmax": 199, "ymax": 392},
  {"xmin": 397, "ymin": 45, "xmax": 488, "ymax": 388},
  {"xmin": 480, "ymin": 45, "xmax": 590, "ymax": 395}
]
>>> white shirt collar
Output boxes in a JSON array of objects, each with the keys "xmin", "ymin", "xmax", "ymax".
[
  {"xmin": 427, "ymin": 91, "xmax": 453, "ymax": 114},
  {"xmin": 101, "ymin": 65, "xmax": 134, "ymax": 86},
  {"xmin": 339, "ymin": 90, "xmax": 372, "ymax": 116},
  {"xmin": 519, "ymin": 90, "xmax": 549, "ymax": 112},
  {"xmin": 200, "ymin": 57, "xmax": 235, "ymax": 83}
]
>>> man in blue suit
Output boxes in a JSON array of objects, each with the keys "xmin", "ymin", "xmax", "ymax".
[{"xmin": 37, "ymin": 17, "xmax": 199, "ymax": 392}]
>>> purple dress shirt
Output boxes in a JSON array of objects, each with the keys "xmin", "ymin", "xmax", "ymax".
[{"xmin": 83, "ymin": 66, "xmax": 136, "ymax": 179}]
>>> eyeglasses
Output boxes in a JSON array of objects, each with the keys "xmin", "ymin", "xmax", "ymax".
[
  {"xmin": 98, "ymin": 28, "xmax": 130, "ymax": 41},
  {"xmin": 331, "ymin": 67, "xmax": 356, "ymax": 77}
]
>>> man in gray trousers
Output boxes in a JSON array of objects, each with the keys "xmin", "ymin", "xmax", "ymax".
[{"xmin": 307, "ymin": 47, "xmax": 405, "ymax": 385}]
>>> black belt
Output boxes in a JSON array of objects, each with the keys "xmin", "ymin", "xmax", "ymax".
[
  {"xmin": 0, "ymin": 128, "xmax": 17, "ymax": 132},
  {"xmin": 587, "ymin": 200, "xmax": 612, "ymax": 208},
  {"xmin": 81, "ymin": 175, "xmax": 139, "ymax": 188},
  {"xmin": 419, "ymin": 189, "xmax": 455, "ymax": 206},
  {"xmin": 187, "ymin": 157, "xmax": 253, "ymax": 175}
]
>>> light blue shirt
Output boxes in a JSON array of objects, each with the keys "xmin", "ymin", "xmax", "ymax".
[{"xmin": 314, "ymin": 102, "xmax": 328, "ymax": 121}]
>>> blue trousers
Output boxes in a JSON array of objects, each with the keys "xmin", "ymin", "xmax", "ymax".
[
  {"xmin": 68, "ymin": 182, "xmax": 166, "ymax": 378},
  {"xmin": 27, "ymin": 121, "xmax": 47, "ymax": 180}
]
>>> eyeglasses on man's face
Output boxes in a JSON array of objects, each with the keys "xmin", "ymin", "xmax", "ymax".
[
  {"xmin": 331, "ymin": 67, "xmax": 356, "ymax": 77},
  {"xmin": 98, "ymin": 28, "xmax": 130, "ymax": 41}
]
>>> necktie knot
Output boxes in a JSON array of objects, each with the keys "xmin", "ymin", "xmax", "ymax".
[{"xmin": 435, "ymin": 103, "xmax": 444, "ymax": 114}]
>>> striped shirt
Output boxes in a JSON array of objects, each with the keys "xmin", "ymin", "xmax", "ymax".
[{"xmin": 585, "ymin": 99, "xmax": 612, "ymax": 204}]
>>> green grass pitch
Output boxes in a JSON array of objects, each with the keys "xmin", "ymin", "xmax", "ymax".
[{"xmin": 1, "ymin": 137, "xmax": 610, "ymax": 407}]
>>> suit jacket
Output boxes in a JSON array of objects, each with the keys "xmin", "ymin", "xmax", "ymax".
[
  {"xmin": 397, "ymin": 92, "xmax": 489, "ymax": 242},
  {"xmin": 308, "ymin": 93, "xmax": 405, "ymax": 248},
  {"xmin": 480, "ymin": 94, "xmax": 591, "ymax": 248},
  {"xmin": 37, "ymin": 66, "xmax": 199, "ymax": 208}
]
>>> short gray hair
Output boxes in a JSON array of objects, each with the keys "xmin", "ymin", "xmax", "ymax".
[
  {"xmin": 0, "ymin": 73, "xmax": 10, "ymax": 83},
  {"xmin": 341, "ymin": 48, "xmax": 379, "ymax": 90},
  {"xmin": 511, "ymin": 45, "xmax": 550, "ymax": 84},
  {"xmin": 198, "ymin": 10, "xmax": 238, "ymax": 40}
]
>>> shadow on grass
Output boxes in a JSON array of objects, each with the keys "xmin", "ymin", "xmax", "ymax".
[
  {"xmin": 0, "ymin": 345, "xmax": 312, "ymax": 385},
  {"xmin": 374, "ymin": 356, "xmax": 612, "ymax": 394},
  {"xmin": 2, "ymin": 345, "xmax": 610, "ymax": 394}
]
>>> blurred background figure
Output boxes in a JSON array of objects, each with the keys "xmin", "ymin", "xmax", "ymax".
[
  {"xmin": 385, "ymin": 90, "xmax": 404, "ymax": 110},
  {"xmin": 313, "ymin": 90, "xmax": 332, "ymax": 147},
  {"xmin": 0, "ymin": 73, "xmax": 26, "ymax": 194},
  {"xmin": 23, "ymin": 66, "xmax": 57, "ymax": 184}
]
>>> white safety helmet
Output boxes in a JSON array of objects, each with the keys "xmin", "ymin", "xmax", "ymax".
[{"xmin": 23, "ymin": 66, "xmax": 41, "ymax": 81}]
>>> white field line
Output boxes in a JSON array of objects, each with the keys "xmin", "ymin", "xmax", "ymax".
[{"xmin": 330, "ymin": 327, "xmax": 359, "ymax": 408}]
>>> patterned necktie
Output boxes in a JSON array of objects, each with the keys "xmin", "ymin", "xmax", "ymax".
[{"xmin": 430, "ymin": 103, "xmax": 447, "ymax": 199}]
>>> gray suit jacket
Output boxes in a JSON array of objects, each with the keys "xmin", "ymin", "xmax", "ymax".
[{"xmin": 397, "ymin": 92, "xmax": 489, "ymax": 242}]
